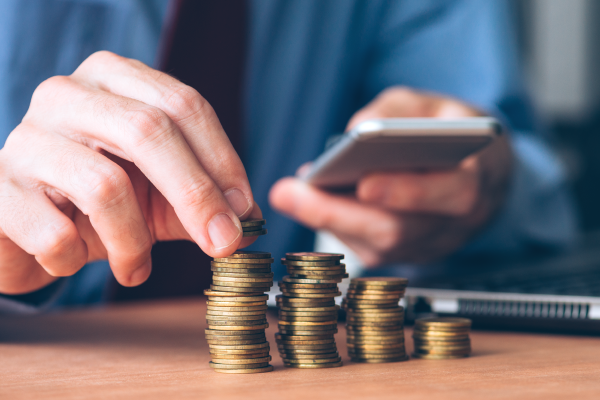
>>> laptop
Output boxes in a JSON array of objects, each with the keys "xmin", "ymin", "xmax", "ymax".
[{"xmin": 402, "ymin": 232, "xmax": 600, "ymax": 334}]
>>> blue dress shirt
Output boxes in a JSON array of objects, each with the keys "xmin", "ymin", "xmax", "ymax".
[{"xmin": 0, "ymin": 0, "xmax": 577, "ymax": 311}]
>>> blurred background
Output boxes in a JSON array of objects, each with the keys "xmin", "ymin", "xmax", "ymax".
[{"xmin": 517, "ymin": 0, "xmax": 600, "ymax": 233}]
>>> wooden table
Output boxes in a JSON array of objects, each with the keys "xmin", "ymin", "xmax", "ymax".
[{"xmin": 1, "ymin": 298, "xmax": 599, "ymax": 400}]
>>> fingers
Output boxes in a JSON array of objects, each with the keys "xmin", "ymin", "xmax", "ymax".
[
  {"xmin": 269, "ymin": 177, "xmax": 406, "ymax": 251},
  {"xmin": 0, "ymin": 181, "xmax": 88, "ymax": 281},
  {"xmin": 5, "ymin": 126, "xmax": 154, "ymax": 286},
  {"xmin": 357, "ymin": 157, "xmax": 480, "ymax": 216},
  {"xmin": 75, "ymin": 51, "xmax": 254, "ymax": 218},
  {"xmin": 26, "ymin": 71, "xmax": 242, "ymax": 257},
  {"xmin": 346, "ymin": 87, "xmax": 482, "ymax": 131}
]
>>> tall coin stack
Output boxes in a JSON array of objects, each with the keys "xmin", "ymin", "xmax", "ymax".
[
  {"xmin": 204, "ymin": 218, "xmax": 273, "ymax": 374},
  {"xmin": 412, "ymin": 317, "xmax": 471, "ymax": 359},
  {"xmin": 342, "ymin": 277, "xmax": 409, "ymax": 363},
  {"xmin": 275, "ymin": 252, "xmax": 346, "ymax": 369}
]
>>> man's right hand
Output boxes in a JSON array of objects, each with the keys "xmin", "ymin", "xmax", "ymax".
[{"xmin": 0, "ymin": 51, "xmax": 260, "ymax": 295}]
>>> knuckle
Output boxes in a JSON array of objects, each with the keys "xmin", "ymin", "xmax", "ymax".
[
  {"xmin": 124, "ymin": 107, "xmax": 174, "ymax": 148},
  {"xmin": 178, "ymin": 176, "xmax": 220, "ymax": 211},
  {"xmin": 83, "ymin": 50, "xmax": 122, "ymax": 69},
  {"xmin": 163, "ymin": 85, "xmax": 208, "ymax": 121},
  {"xmin": 38, "ymin": 224, "xmax": 81, "ymax": 276},
  {"xmin": 31, "ymin": 76, "xmax": 72, "ymax": 105},
  {"xmin": 83, "ymin": 164, "xmax": 131, "ymax": 209}
]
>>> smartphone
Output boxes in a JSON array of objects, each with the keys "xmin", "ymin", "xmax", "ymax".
[{"xmin": 301, "ymin": 117, "xmax": 502, "ymax": 189}]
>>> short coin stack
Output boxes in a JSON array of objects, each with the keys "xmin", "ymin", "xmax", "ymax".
[
  {"xmin": 242, "ymin": 218, "xmax": 267, "ymax": 238},
  {"xmin": 204, "ymin": 250, "xmax": 274, "ymax": 374},
  {"xmin": 342, "ymin": 277, "xmax": 409, "ymax": 363},
  {"xmin": 275, "ymin": 252, "xmax": 347, "ymax": 369},
  {"xmin": 412, "ymin": 317, "xmax": 472, "ymax": 360}
]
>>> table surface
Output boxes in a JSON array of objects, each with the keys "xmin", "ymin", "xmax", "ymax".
[{"xmin": 1, "ymin": 298, "xmax": 600, "ymax": 400}]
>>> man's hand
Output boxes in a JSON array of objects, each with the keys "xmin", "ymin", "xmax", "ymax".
[
  {"xmin": 0, "ymin": 51, "xmax": 260, "ymax": 295},
  {"xmin": 270, "ymin": 87, "xmax": 512, "ymax": 267}
]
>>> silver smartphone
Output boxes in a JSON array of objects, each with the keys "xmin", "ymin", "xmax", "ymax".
[{"xmin": 302, "ymin": 117, "xmax": 502, "ymax": 189}]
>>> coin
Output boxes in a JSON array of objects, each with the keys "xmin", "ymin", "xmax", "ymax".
[
  {"xmin": 211, "ymin": 262, "xmax": 273, "ymax": 269},
  {"xmin": 285, "ymin": 252, "xmax": 344, "ymax": 261},
  {"xmin": 278, "ymin": 329, "xmax": 337, "ymax": 336},
  {"xmin": 217, "ymin": 251, "xmax": 271, "ymax": 259},
  {"xmin": 210, "ymin": 356, "xmax": 272, "ymax": 365},
  {"xmin": 242, "ymin": 225, "xmax": 265, "ymax": 232},
  {"xmin": 279, "ymin": 311, "xmax": 338, "ymax": 317},
  {"xmin": 415, "ymin": 317, "xmax": 472, "ymax": 329},
  {"xmin": 203, "ymin": 291, "xmax": 268, "ymax": 300},
  {"xmin": 241, "ymin": 229, "xmax": 267, "ymax": 237},
  {"xmin": 240, "ymin": 219, "xmax": 266, "ymax": 227},
  {"xmin": 282, "ymin": 259, "xmax": 342, "ymax": 267},
  {"xmin": 210, "ymin": 285, "xmax": 272, "ymax": 293},
  {"xmin": 213, "ymin": 275, "xmax": 274, "ymax": 283},
  {"xmin": 275, "ymin": 333, "xmax": 334, "ymax": 341},
  {"xmin": 351, "ymin": 277, "xmax": 408, "ymax": 286},
  {"xmin": 207, "ymin": 305, "xmax": 268, "ymax": 311},
  {"xmin": 207, "ymin": 310, "xmax": 267, "ymax": 316},
  {"xmin": 275, "ymin": 338, "xmax": 335, "ymax": 345},
  {"xmin": 214, "ymin": 272, "xmax": 274, "ymax": 278},
  {"xmin": 208, "ymin": 342, "xmax": 269, "ymax": 350},
  {"xmin": 282, "ymin": 276, "xmax": 343, "ymax": 284},
  {"xmin": 213, "ymin": 257, "xmax": 275, "ymax": 264},
  {"xmin": 283, "ymin": 361, "xmax": 343, "ymax": 368},
  {"xmin": 207, "ymin": 324, "xmax": 269, "ymax": 331},
  {"xmin": 210, "ymin": 362, "xmax": 270, "ymax": 370},
  {"xmin": 212, "ymin": 365, "xmax": 274, "ymax": 374}
]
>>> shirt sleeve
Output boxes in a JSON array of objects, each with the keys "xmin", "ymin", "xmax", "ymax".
[{"xmin": 361, "ymin": 0, "xmax": 577, "ymax": 255}]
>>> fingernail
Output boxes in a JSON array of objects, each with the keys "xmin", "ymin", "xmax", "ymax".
[
  {"xmin": 208, "ymin": 213, "xmax": 241, "ymax": 250},
  {"xmin": 360, "ymin": 179, "xmax": 386, "ymax": 203},
  {"xmin": 130, "ymin": 259, "xmax": 152, "ymax": 286},
  {"xmin": 224, "ymin": 188, "xmax": 251, "ymax": 217}
]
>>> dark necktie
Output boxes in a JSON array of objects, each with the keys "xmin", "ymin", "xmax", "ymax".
[{"xmin": 113, "ymin": 0, "xmax": 247, "ymax": 301}]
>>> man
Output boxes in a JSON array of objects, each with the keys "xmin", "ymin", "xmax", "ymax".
[{"xmin": 0, "ymin": 0, "xmax": 576, "ymax": 310}]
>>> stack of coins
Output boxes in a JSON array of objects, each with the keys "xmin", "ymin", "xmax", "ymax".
[
  {"xmin": 342, "ymin": 277, "xmax": 409, "ymax": 363},
  {"xmin": 242, "ymin": 218, "xmax": 267, "ymax": 237},
  {"xmin": 204, "ymin": 250, "xmax": 274, "ymax": 374},
  {"xmin": 275, "ymin": 252, "xmax": 347, "ymax": 369},
  {"xmin": 412, "ymin": 317, "xmax": 472, "ymax": 360}
]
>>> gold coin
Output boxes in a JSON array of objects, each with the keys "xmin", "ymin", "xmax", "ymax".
[
  {"xmin": 217, "ymin": 251, "xmax": 271, "ymax": 259},
  {"xmin": 278, "ymin": 348, "xmax": 339, "ymax": 355},
  {"xmin": 278, "ymin": 329, "xmax": 337, "ymax": 336},
  {"xmin": 211, "ymin": 262, "xmax": 272, "ymax": 269},
  {"xmin": 282, "ymin": 356, "xmax": 342, "ymax": 364},
  {"xmin": 346, "ymin": 326, "xmax": 403, "ymax": 333},
  {"xmin": 209, "ymin": 352, "xmax": 270, "ymax": 359},
  {"xmin": 205, "ymin": 328, "xmax": 265, "ymax": 336},
  {"xmin": 207, "ymin": 301, "xmax": 267, "ymax": 308},
  {"xmin": 275, "ymin": 333, "xmax": 334, "ymax": 341},
  {"xmin": 207, "ymin": 305, "xmax": 267, "ymax": 312},
  {"xmin": 207, "ymin": 324, "xmax": 268, "ymax": 331},
  {"xmin": 287, "ymin": 268, "xmax": 346, "ymax": 275},
  {"xmin": 207, "ymin": 310, "xmax": 266, "ymax": 316},
  {"xmin": 279, "ymin": 288, "xmax": 339, "ymax": 295},
  {"xmin": 347, "ymin": 314, "xmax": 404, "ymax": 321},
  {"xmin": 208, "ymin": 321, "xmax": 268, "ymax": 327},
  {"xmin": 347, "ymin": 342, "xmax": 405, "ymax": 350},
  {"xmin": 213, "ymin": 257, "xmax": 275, "ymax": 264},
  {"xmin": 342, "ymin": 303, "xmax": 398, "ymax": 309},
  {"xmin": 208, "ymin": 342, "xmax": 269, "ymax": 350},
  {"xmin": 283, "ymin": 361, "xmax": 343, "ymax": 369},
  {"xmin": 212, "ymin": 268, "xmax": 272, "ymax": 275},
  {"xmin": 280, "ymin": 292, "xmax": 342, "ymax": 299},
  {"xmin": 348, "ymin": 350, "xmax": 406, "ymax": 357},
  {"xmin": 211, "ymin": 365, "xmax": 274, "ymax": 374},
  {"xmin": 203, "ymin": 291, "xmax": 268, "ymax": 300},
  {"xmin": 212, "ymin": 277, "xmax": 273, "ymax": 285},
  {"xmin": 282, "ymin": 276, "xmax": 343, "ymax": 284},
  {"xmin": 279, "ymin": 316, "xmax": 337, "ymax": 322},
  {"xmin": 415, "ymin": 317, "xmax": 472, "ymax": 329},
  {"xmin": 279, "ymin": 320, "xmax": 337, "ymax": 326},
  {"xmin": 351, "ymin": 277, "xmax": 408, "ymax": 286},
  {"xmin": 214, "ymin": 272, "xmax": 274, "ymax": 278},
  {"xmin": 275, "ymin": 339, "xmax": 335, "ymax": 345},
  {"xmin": 286, "ymin": 252, "xmax": 344, "ymax": 261},
  {"xmin": 241, "ymin": 226, "xmax": 265, "ymax": 232},
  {"xmin": 281, "ymin": 352, "xmax": 339, "ymax": 360},
  {"xmin": 210, "ymin": 356, "xmax": 271, "ymax": 365},
  {"xmin": 206, "ymin": 338, "xmax": 266, "ymax": 345},
  {"xmin": 347, "ymin": 290, "xmax": 405, "ymax": 296},
  {"xmin": 282, "ymin": 259, "xmax": 342, "ymax": 267},
  {"xmin": 206, "ymin": 314, "xmax": 266, "ymax": 321},
  {"xmin": 210, "ymin": 285, "xmax": 271, "ymax": 293},
  {"xmin": 209, "ymin": 348, "xmax": 270, "ymax": 356},
  {"xmin": 276, "ymin": 295, "xmax": 335, "ymax": 304},
  {"xmin": 209, "ymin": 362, "xmax": 270, "ymax": 370},
  {"xmin": 242, "ymin": 229, "xmax": 267, "ymax": 237},
  {"xmin": 279, "ymin": 311, "xmax": 338, "ymax": 317},
  {"xmin": 279, "ymin": 306, "xmax": 339, "ymax": 313},
  {"xmin": 411, "ymin": 353, "xmax": 469, "ymax": 360},
  {"xmin": 279, "ymin": 282, "xmax": 337, "ymax": 289},
  {"xmin": 206, "ymin": 335, "xmax": 266, "ymax": 342},
  {"xmin": 240, "ymin": 219, "xmax": 266, "ymax": 227},
  {"xmin": 346, "ymin": 307, "xmax": 403, "ymax": 314},
  {"xmin": 412, "ymin": 330, "xmax": 470, "ymax": 338}
]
